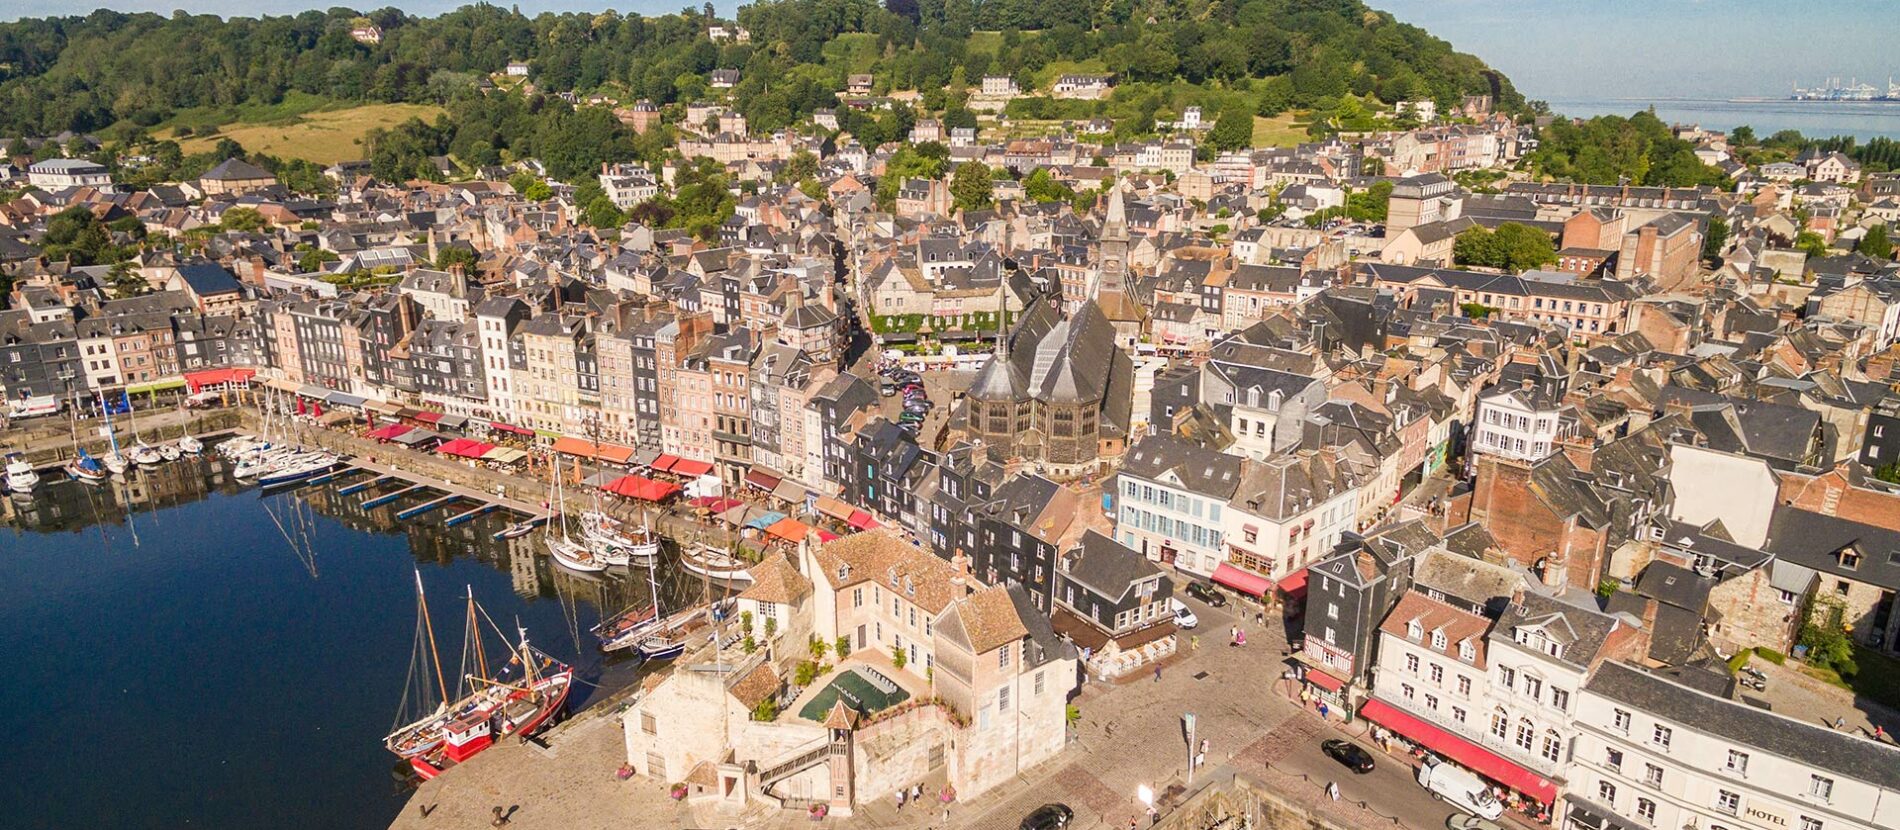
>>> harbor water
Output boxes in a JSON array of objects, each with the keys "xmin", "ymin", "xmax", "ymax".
[
  {"xmin": 0, "ymin": 456, "xmax": 694, "ymax": 830},
  {"xmin": 1547, "ymin": 97, "xmax": 1900, "ymax": 142}
]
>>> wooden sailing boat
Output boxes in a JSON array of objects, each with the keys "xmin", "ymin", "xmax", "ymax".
[
  {"xmin": 544, "ymin": 460, "xmax": 605, "ymax": 572},
  {"xmin": 591, "ymin": 546, "xmax": 666, "ymax": 652},
  {"xmin": 385, "ymin": 578, "xmax": 574, "ymax": 778}
]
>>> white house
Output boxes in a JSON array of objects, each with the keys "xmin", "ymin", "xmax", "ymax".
[
  {"xmin": 1115, "ymin": 435, "xmax": 1243, "ymax": 578},
  {"xmin": 1568, "ymin": 661, "xmax": 1900, "ymax": 830},
  {"xmin": 1472, "ymin": 379, "xmax": 1576, "ymax": 463},
  {"xmin": 28, "ymin": 158, "xmax": 111, "ymax": 190}
]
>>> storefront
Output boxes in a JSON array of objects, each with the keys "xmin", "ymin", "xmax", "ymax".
[{"xmin": 1358, "ymin": 699, "xmax": 1556, "ymax": 824}]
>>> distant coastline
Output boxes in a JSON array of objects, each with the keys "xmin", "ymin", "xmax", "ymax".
[{"xmin": 1545, "ymin": 97, "xmax": 1900, "ymax": 141}]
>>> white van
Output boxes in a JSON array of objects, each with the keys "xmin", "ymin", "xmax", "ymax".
[{"xmin": 1417, "ymin": 760, "xmax": 1503, "ymax": 820}]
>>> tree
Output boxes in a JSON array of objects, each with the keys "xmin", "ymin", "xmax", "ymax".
[
  {"xmin": 583, "ymin": 195, "xmax": 625, "ymax": 229},
  {"xmin": 950, "ymin": 160, "xmax": 993, "ymax": 212},
  {"xmin": 834, "ymin": 635, "xmax": 851, "ymax": 659},
  {"xmin": 435, "ymin": 245, "xmax": 479, "ymax": 272},
  {"xmin": 1703, "ymin": 215, "xmax": 1729, "ymax": 262},
  {"xmin": 220, "ymin": 207, "xmax": 266, "ymax": 231},
  {"xmin": 1453, "ymin": 222, "xmax": 1557, "ymax": 272},
  {"xmin": 298, "ymin": 247, "xmax": 340, "ymax": 273},
  {"xmin": 1208, "ymin": 107, "xmax": 1252, "ymax": 153},
  {"xmin": 1794, "ymin": 230, "xmax": 1829, "ymax": 260},
  {"xmin": 1858, "ymin": 224, "xmax": 1893, "ymax": 259}
]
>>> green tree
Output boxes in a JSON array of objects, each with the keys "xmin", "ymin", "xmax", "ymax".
[
  {"xmin": 1453, "ymin": 222, "xmax": 1557, "ymax": 272},
  {"xmin": 1208, "ymin": 107, "xmax": 1252, "ymax": 152},
  {"xmin": 1703, "ymin": 215, "xmax": 1729, "ymax": 262},
  {"xmin": 1794, "ymin": 230, "xmax": 1830, "ymax": 260},
  {"xmin": 298, "ymin": 247, "xmax": 340, "ymax": 273},
  {"xmin": 583, "ymin": 195, "xmax": 625, "ymax": 228},
  {"xmin": 1858, "ymin": 224, "xmax": 1893, "ymax": 259},
  {"xmin": 435, "ymin": 245, "xmax": 479, "ymax": 272},
  {"xmin": 950, "ymin": 160, "xmax": 993, "ymax": 212},
  {"xmin": 220, "ymin": 206, "xmax": 266, "ymax": 231}
]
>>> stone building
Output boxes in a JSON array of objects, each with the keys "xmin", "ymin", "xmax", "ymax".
[{"xmin": 964, "ymin": 292, "xmax": 1133, "ymax": 478}]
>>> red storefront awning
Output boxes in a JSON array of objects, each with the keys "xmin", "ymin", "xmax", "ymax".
[
  {"xmin": 487, "ymin": 421, "xmax": 534, "ymax": 436},
  {"xmin": 438, "ymin": 438, "xmax": 497, "ymax": 459},
  {"xmin": 413, "ymin": 411, "xmax": 444, "ymax": 424},
  {"xmin": 1211, "ymin": 563, "xmax": 1273, "ymax": 597},
  {"xmin": 671, "ymin": 458, "xmax": 714, "ymax": 477},
  {"xmin": 1277, "ymin": 567, "xmax": 1310, "ymax": 597},
  {"xmin": 602, "ymin": 475, "xmax": 681, "ymax": 502},
  {"xmin": 650, "ymin": 454, "xmax": 681, "ymax": 472},
  {"xmin": 846, "ymin": 510, "xmax": 878, "ymax": 530},
  {"xmin": 816, "ymin": 529, "xmax": 841, "ymax": 542},
  {"xmin": 1358, "ymin": 699, "xmax": 1557, "ymax": 803},
  {"xmin": 1303, "ymin": 668, "xmax": 1346, "ymax": 693},
  {"xmin": 366, "ymin": 423, "xmax": 412, "ymax": 441},
  {"xmin": 744, "ymin": 469, "xmax": 781, "ymax": 491},
  {"xmin": 690, "ymin": 496, "xmax": 743, "ymax": 512},
  {"xmin": 184, "ymin": 367, "xmax": 256, "ymax": 391}
]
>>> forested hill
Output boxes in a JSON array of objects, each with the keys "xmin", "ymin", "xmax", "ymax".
[{"xmin": 0, "ymin": 0, "xmax": 1516, "ymax": 138}]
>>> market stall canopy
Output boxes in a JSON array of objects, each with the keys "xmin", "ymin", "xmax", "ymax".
[
  {"xmin": 366, "ymin": 423, "xmax": 412, "ymax": 441},
  {"xmin": 765, "ymin": 517, "xmax": 810, "ymax": 542}
]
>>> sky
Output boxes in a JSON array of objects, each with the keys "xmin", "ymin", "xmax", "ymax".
[
  {"xmin": 3, "ymin": 0, "xmax": 1890, "ymax": 102},
  {"xmin": 1371, "ymin": 0, "xmax": 1897, "ymax": 101}
]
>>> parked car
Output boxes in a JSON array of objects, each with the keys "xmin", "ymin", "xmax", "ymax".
[
  {"xmin": 899, "ymin": 411, "xmax": 925, "ymax": 424},
  {"xmin": 1183, "ymin": 582, "xmax": 1227, "ymax": 607},
  {"xmin": 879, "ymin": 382, "xmax": 898, "ymax": 397},
  {"xmin": 1169, "ymin": 597, "xmax": 1198, "ymax": 629},
  {"xmin": 1321, "ymin": 739, "xmax": 1376, "ymax": 773},
  {"xmin": 1020, "ymin": 803, "xmax": 1074, "ymax": 830}
]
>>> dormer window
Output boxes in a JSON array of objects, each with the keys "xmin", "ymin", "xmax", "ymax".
[
  {"xmin": 1406, "ymin": 620, "xmax": 1423, "ymax": 641},
  {"xmin": 1431, "ymin": 630, "xmax": 1447, "ymax": 651},
  {"xmin": 1458, "ymin": 641, "xmax": 1476, "ymax": 662},
  {"xmin": 1840, "ymin": 548, "xmax": 1860, "ymax": 570}
]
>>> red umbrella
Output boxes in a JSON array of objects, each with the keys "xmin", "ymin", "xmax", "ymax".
[
  {"xmin": 294, "ymin": 397, "xmax": 306, "ymax": 415},
  {"xmin": 312, "ymin": 402, "xmax": 324, "ymax": 418}
]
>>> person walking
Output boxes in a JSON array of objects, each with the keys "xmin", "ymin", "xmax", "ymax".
[{"xmin": 1153, "ymin": 663, "xmax": 1162, "ymax": 682}]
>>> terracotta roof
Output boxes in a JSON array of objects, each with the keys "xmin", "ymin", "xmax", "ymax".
[
  {"xmin": 811, "ymin": 528, "xmax": 970, "ymax": 613},
  {"xmin": 948, "ymin": 584, "xmax": 1028, "ymax": 654},
  {"xmin": 727, "ymin": 662, "xmax": 780, "ymax": 708},
  {"xmin": 1378, "ymin": 591, "xmax": 1492, "ymax": 668},
  {"xmin": 739, "ymin": 552, "xmax": 813, "ymax": 604},
  {"xmin": 823, "ymin": 699, "xmax": 859, "ymax": 729}
]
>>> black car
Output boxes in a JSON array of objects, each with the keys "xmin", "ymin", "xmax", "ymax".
[
  {"xmin": 1184, "ymin": 582, "xmax": 1227, "ymax": 607},
  {"xmin": 1322, "ymin": 739, "xmax": 1376, "ymax": 773},
  {"xmin": 1020, "ymin": 803, "xmax": 1074, "ymax": 830}
]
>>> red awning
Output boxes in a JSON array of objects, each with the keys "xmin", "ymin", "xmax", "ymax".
[
  {"xmin": 816, "ymin": 529, "xmax": 841, "ymax": 542},
  {"xmin": 650, "ymin": 454, "xmax": 681, "ymax": 472},
  {"xmin": 1211, "ymin": 563, "xmax": 1273, "ymax": 597},
  {"xmin": 438, "ymin": 438, "xmax": 497, "ymax": 459},
  {"xmin": 671, "ymin": 459, "xmax": 714, "ymax": 477},
  {"xmin": 595, "ymin": 443, "xmax": 636, "ymax": 464},
  {"xmin": 1359, "ymin": 699, "xmax": 1557, "ymax": 803},
  {"xmin": 765, "ymin": 517, "xmax": 810, "ymax": 542},
  {"xmin": 366, "ymin": 423, "xmax": 412, "ymax": 441},
  {"xmin": 413, "ymin": 411, "xmax": 444, "ymax": 424},
  {"xmin": 744, "ymin": 469, "xmax": 781, "ymax": 491},
  {"xmin": 487, "ymin": 422, "xmax": 534, "ymax": 436},
  {"xmin": 184, "ymin": 368, "xmax": 256, "ymax": 391},
  {"xmin": 603, "ymin": 475, "xmax": 681, "ymax": 502},
  {"xmin": 690, "ymin": 496, "xmax": 743, "ymax": 512},
  {"xmin": 1277, "ymin": 567, "xmax": 1310, "ymax": 596},
  {"xmin": 846, "ymin": 510, "xmax": 878, "ymax": 530},
  {"xmin": 1303, "ymin": 668, "xmax": 1346, "ymax": 693}
]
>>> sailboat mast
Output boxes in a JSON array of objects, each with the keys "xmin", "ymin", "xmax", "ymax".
[
  {"xmin": 417, "ymin": 570, "xmax": 450, "ymax": 704},
  {"xmin": 467, "ymin": 587, "xmax": 489, "ymax": 681}
]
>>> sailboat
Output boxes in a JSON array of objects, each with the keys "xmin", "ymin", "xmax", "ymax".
[
  {"xmin": 123, "ymin": 391, "xmax": 163, "ymax": 469},
  {"xmin": 96, "ymin": 392, "xmax": 128, "ymax": 475},
  {"xmin": 386, "ymin": 577, "xmax": 574, "ymax": 779},
  {"xmin": 64, "ymin": 449, "xmax": 108, "ymax": 485},
  {"xmin": 592, "ymin": 550, "xmax": 667, "ymax": 652},
  {"xmin": 680, "ymin": 540, "xmax": 754, "ymax": 585},
  {"xmin": 176, "ymin": 434, "xmax": 204, "ymax": 455},
  {"xmin": 544, "ymin": 466, "xmax": 606, "ymax": 573}
]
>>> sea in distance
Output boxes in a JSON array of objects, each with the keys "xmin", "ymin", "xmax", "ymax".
[
  {"xmin": 1547, "ymin": 97, "xmax": 1900, "ymax": 142},
  {"xmin": 0, "ymin": 455, "xmax": 693, "ymax": 830}
]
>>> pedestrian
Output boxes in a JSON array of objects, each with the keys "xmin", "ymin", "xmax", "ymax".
[
  {"xmin": 1154, "ymin": 664, "xmax": 1162, "ymax": 682},
  {"xmin": 1835, "ymin": 716, "xmax": 1847, "ymax": 731},
  {"xmin": 897, "ymin": 789, "xmax": 905, "ymax": 810},
  {"xmin": 1190, "ymin": 634, "xmax": 1199, "ymax": 650},
  {"xmin": 1327, "ymin": 782, "xmax": 1340, "ymax": 801},
  {"xmin": 913, "ymin": 784, "xmax": 922, "ymax": 803},
  {"xmin": 1876, "ymin": 724, "xmax": 1888, "ymax": 742}
]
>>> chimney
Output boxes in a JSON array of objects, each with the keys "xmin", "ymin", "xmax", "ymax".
[
  {"xmin": 1558, "ymin": 438, "xmax": 1595, "ymax": 473},
  {"xmin": 1539, "ymin": 551, "xmax": 1567, "ymax": 589}
]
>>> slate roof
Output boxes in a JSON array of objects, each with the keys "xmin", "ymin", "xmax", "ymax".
[
  {"xmin": 1059, "ymin": 530, "xmax": 1163, "ymax": 604},
  {"xmin": 201, "ymin": 157, "xmax": 273, "ymax": 182},
  {"xmin": 1587, "ymin": 661, "xmax": 1900, "ymax": 789},
  {"xmin": 1121, "ymin": 433, "xmax": 1243, "ymax": 499},
  {"xmin": 1765, "ymin": 507, "xmax": 1900, "ymax": 590}
]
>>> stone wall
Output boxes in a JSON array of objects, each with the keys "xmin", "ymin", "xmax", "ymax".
[
  {"xmin": 1154, "ymin": 774, "xmax": 1357, "ymax": 830},
  {"xmin": 853, "ymin": 703, "xmax": 955, "ymax": 800}
]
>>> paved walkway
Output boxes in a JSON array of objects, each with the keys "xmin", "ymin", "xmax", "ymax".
[{"xmin": 385, "ymin": 592, "xmax": 1476, "ymax": 830}]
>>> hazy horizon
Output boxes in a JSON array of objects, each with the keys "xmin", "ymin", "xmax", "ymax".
[{"xmin": 1, "ymin": 0, "xmax": 1885, "ymax": 105}]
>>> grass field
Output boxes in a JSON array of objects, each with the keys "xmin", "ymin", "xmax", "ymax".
[
  {"xmin": 1252, "ymin": 111, "xmax": 1312, "ymax": 147},
  {"xmin": 178, "ymin": 102, "xmax": 445, "ymax": 165}
]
